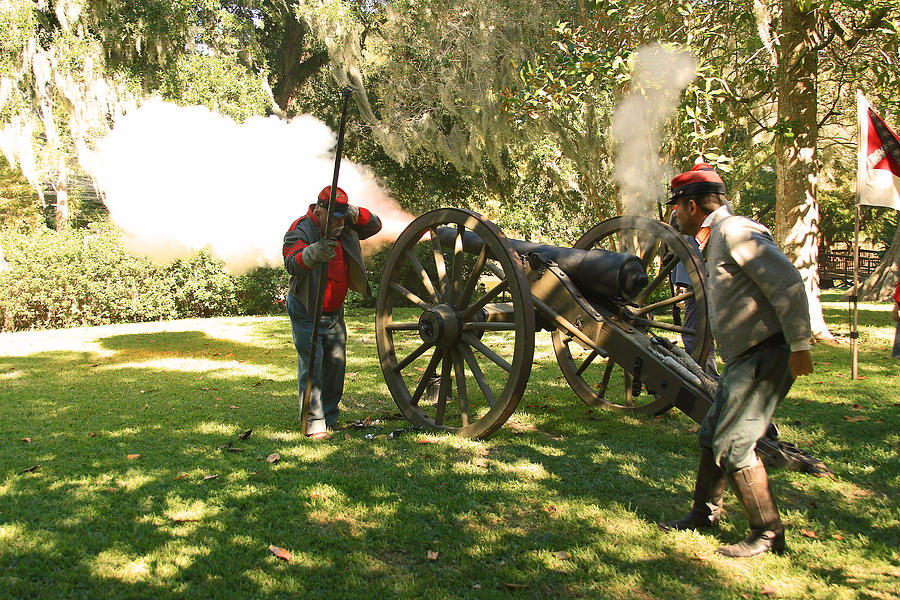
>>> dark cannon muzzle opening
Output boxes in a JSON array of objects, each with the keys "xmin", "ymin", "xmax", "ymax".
[{"xmin": 435, "ymin": 226, "xmax": 648, "ymax": 301}]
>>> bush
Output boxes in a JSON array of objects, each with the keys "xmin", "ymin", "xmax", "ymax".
[
  {"xmin": 0, "ymin": 223, "xmax": 289, "ymax": 332},
  {"xmin": 235, "ymin": 267, "xmax": 289, "ymax": 316},
  {"xmin": 167, "ymin": 251, "xmax": 239, "ymax": 318}
]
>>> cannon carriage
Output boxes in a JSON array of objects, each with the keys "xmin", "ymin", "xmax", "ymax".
[{"xmin": 374, "ymin": 208, "xmax": 828, "ymax": 474}]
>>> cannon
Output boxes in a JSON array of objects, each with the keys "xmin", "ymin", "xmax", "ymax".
[{"xmin": 375, "ymin": 208, "xmax": 830, "ymax": 475}]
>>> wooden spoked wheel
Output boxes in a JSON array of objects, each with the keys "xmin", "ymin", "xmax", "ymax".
[
  {"xmin": 551, "ymin": 215, "xmax": 712, "ymax": 412},
  {"xmin": 375, "ymin": 208, "xmax": 536, "ymax": 438}
]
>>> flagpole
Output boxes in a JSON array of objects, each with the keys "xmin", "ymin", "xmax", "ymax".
[
  {"xmin": 851, "ymin": 89, "xmax": 865, "ymax": 380},
  {"xmin": 851, "ymin": 203, "xmax": 860, "ymax": 380}
]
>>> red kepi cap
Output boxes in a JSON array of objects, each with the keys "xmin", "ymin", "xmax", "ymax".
[
  {"xmin": 667, "ymin": 163, "xmax": 726, "ymax": 204},
  {"xmin": 317, "ymin": 186, "xmax": 349, "ymax": 217}
]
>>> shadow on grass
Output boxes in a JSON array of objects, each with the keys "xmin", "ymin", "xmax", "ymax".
[{"xmin": 1, "ymin": 317, "xmax": 898, "ymax": 599}]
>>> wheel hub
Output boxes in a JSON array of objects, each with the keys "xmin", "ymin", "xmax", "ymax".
[{"xmin": 418, "ymin": 304, "xmax": 462, "ymax": 348}]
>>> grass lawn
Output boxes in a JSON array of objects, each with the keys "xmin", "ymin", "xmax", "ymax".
[{"xmin": 1, "ymin": 291, "xmax": 898, "ymax": 599}]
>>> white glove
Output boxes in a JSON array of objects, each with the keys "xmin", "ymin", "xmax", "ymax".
[{"xmin": 302, "ymin": 238, "xmax": 338, "ymax": 268}]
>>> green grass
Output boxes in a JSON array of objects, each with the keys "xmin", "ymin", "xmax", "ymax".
[{"xmin": 1, "ymin": 294, "xmax": 898, "ymax": 600}]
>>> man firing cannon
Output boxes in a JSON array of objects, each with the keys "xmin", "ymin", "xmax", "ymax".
[{"xmin": 282, "ymin": 186, "xmax": 382, "ymax": 439}]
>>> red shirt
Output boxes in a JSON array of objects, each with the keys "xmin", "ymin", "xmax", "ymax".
[
  {"xmin": 894, "ymin": 281, "xmax": 900, "ymax": 305},
  {"xmin": 292, "ymin": 206, "xmax": 371, "ymax": 312},
  {"xmin": 322, "ymin": 241, "xmax": 349, "ymax": 312}
]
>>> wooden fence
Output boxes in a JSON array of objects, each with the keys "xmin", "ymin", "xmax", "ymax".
[{"xmin": 818, "ymin": 248, "xmax": 885, "ymax": 287}]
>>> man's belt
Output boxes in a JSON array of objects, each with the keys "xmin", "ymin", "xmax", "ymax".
[{"xmin": 743, "ymin": 331, "xmax": 787, "ymax": 356}]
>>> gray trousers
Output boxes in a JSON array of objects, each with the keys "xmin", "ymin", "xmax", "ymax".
[
  {"xmin": 698, "ymin": 335, "xmax": 794, "ymax": 471},
  {"xmin": 286, "ymin": 294, "xmax": 347, "ymax": 435}
]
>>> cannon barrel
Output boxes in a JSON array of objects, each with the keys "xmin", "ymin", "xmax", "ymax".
[{"xmin": 435, "ymin": 227, "xmax": 648, "ymax": 301}]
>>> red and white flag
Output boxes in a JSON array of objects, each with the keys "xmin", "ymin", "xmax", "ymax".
[{"xmin": 857, "ymin": 90, "xmax": 900, "ymax": 210}]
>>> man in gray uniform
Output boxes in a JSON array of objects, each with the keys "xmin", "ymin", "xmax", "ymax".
[{"xmin": 659, "ymin": 164, "xmax": 814, "ymax": 558}]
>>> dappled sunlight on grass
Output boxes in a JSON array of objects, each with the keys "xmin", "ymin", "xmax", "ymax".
[
  {"xmin": 101, "ymin": 357, "xmax": 274, "ymax": 376},
  {"xmin": 194, "ymin": 421, "xmax": 238, "ymax": 436},
  {"xmin": 163, "ymin": 498, "xmax": 218, "ymax": 523},
  {"xmin": 90, "ymin": 550, "xmax": 155, "ymax": 583},
  {"xmin": 114, "ymin": 470, "xmax": 157, "ymax": 492},
  {"xmin": 267, "ymin": 430, "xmax": 306, "ymax": 443},
  {"xmin": 495, "ymin": 459, "xmax": 553, "ymax": 480},
  {"xmin": 150, "ymin": 542, "xmax": 207, "ymax": 578},
  {"xmin": 283, "ymin": 443, "xmax": 342, "ymax": 463},
  {"xmin": 1, "ymin": 309, "xmax": 898, "ymax": 599},
  {"xmin": 105, "ymin": 426, "xmax": 148, "ymax": 439}
]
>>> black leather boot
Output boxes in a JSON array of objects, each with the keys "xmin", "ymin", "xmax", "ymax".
[
  {"xmin": 717, "ymin": 460, "xmax": 786, "ymax": 557},
  {"xmin": 659, "ymin": 447, "xmax": 727, "ymax": 531}
]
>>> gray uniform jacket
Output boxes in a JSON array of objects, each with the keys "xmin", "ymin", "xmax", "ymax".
[
  {"xmin": 282, "ymin": 205, "xmax": 382, "ymax": 315},
  {"xmin": 703, "ymin": 208, "xmax": 812, "ymax": 363}
]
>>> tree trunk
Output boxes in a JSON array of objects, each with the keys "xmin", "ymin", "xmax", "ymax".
[
  {"xmin": 857, "ymin": 222, "xmax": 900, "ymax": 301},
  {"xmin": 774, "ymin": 1, "xmax": 832, "ymax": 340},
  {"xmin": 270, "ymin": 5, "xmax": 329, "ymax": 115},
  {"xmin": 53, "ymin": 156, "xmax": 69, "ymax": 228}
]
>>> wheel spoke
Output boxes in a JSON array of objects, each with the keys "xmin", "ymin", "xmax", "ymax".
[
  {"xmin": 631, "ymin": 316, "xmax": 695, "ymax": 335},
  {"xmin": 410, "ymin": 348, "xmax": 444, "ymax": 406},
  {"xmin": 485, "ymin": 260, "xmax": 505, "ymax": 278},
  {"xmin": 457, "ymin": 246, "xmax": 488, "ymax": 308},
  {"xmin": 452, "ymin": 349, "xmax": 470, "ymax": 427},
  {"xmin": 639, "ymin": 237, "xmax": 662, "ymax": 265},
  {"xmin": 463, "ymin": 333, "xmax": 512, "ymax": 373},
  {"xmin": 632, "ymin": 291, "xmax": 692, "ymax": 316},
  {"xmin": 386, "ymin": 321, "xmax": 420, "ymax": 332},
  {"xmin": 624, "ymin": 372, "xmax": 634, "ymax": 407},
  {"xmin": 633, "ymin": 251, "xmax": 679, "ymax": 306},
  {"xmin": 463, "ymin": 321, "xmax": 517, "ymax": 332},
  {"xmin": 461, "ymin": 345, "xmax": 496, "ymax": 408},
  {"xmin": 576, "ymin": 348, "xmax": 601, "ymax": 376},
  {"xmin": 396, "ymin": 340, "xmax": 434, "ymax": 372},
  {"xmin": 461, "ymin": 278, "xmax": 509, "ymax": 320},
  {"xmin": 434, "ymin": 354, "xmax": 453, "ymax": 425},
  {"xmin": 405, "ymin": 248, "xmax": 441, "ymax": 304},
  {"xmin": 430, "ymin": 228, "xmax": 449, "ymax": 297},
  {"xmin": 449, "ymin": 223, "xmax": 466, "ymax": 304},
  {"xmin": 390, "ymin": 282, "xmax": 430, "ymax": 311},
  {"xmin": 595, "ymin": 360, "xmax": 615, "ymax": 398}
]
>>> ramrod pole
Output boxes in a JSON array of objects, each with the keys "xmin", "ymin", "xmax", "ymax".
[{"xmin": 301, "ymin": 87, "xmax": 353, "ymax": 435}]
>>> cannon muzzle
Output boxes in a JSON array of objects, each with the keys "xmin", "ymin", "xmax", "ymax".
[{"xmin": 435, "ymin": 227, "xmax": 648, "ymax": 301}]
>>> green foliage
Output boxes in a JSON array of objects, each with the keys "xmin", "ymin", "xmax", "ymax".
[
  {"xmin": 501, "ymin": 21, "xmax": 618, "ymax": 124},
  {"xmin": 0, "ymin": 223, "xmax": 177, "ymax": 330},
  {"xmin": 157, "ymin": 53, "xmax": 268, "ymax": 121},
  {"xmin": 0, "ymin": 156, "xmax": 43, "ymax": 231},
  {"xmin": 85, "ymin": 0, "xmax": 216, "ymax": 89},
  {"xmin": 733, "ymin": 161, "xmax": 777, "ymax": 229},
  {"xmin": 0, "ymin": 223, "xmax": 288, "ymax": 331},
  {"xmin": 235, "ymin": 266, "xmax": 290, "ymax": 315},
  {"xmin": 167, "ymin": 251, "xmax": 240, "ymax": 318}
]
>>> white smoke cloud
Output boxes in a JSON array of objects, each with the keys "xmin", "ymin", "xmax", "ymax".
[
  {"xmin": 612, "ymin": 45, "xmax": 697, "ymax": 216},
  {"xmin": 88, "ymin": 99, "xmax": 412, "ymax": 273}
]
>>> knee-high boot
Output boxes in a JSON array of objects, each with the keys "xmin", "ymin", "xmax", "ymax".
[
  {"xmin": 717, "ymin": 459, "xmax": 786, "ymax": 557},
  {"xmin": 659, "ymin": 447, "xmax": 727, "ymax": 531}
]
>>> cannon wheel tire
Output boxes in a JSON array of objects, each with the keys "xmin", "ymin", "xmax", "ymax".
[
  {"xmin": 375, "ymin": 208, "xmax": 536, "ymax": 438},
  {"xmin": 551, "ymin": 215, "xmax": 712, "ymax": 412}
]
